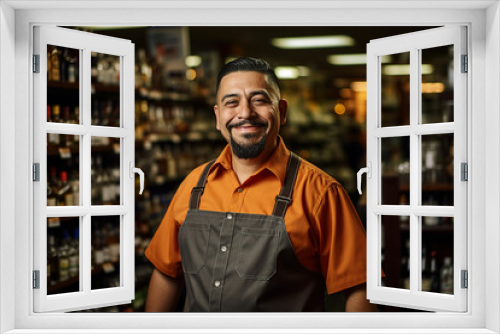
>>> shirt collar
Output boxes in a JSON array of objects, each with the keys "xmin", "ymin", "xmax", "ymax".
[{"xmin": 208, "ymin": 135, "xmax": 291, "ymax": 186}]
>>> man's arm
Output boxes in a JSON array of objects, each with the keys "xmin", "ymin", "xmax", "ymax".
[
  {"xmin": 145, "ymin": 268, "xmax": 184, "ymax": 312},
  {"xmin": 344, "ymin": 283, "xmax": 377, "ymax": 312}
]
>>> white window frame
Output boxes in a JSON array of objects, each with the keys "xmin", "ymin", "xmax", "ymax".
[
  {"xmin": 365, "ymin": 26, "xmax": 468, "ymax": 312},
  {"xmin": 32, "ymin": 26, "xmax": 136, "ymax": 313},
  {"xmin": 1, "ymin": 1, "xmax": 499, "ymax": 333}
]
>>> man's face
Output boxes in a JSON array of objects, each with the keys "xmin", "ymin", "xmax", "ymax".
[{"xmin": 214, "ymin": 71, "xmax": 287, "ymax": 159}]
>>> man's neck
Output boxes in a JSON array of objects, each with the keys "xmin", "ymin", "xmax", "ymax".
[{"xmin": 231, "ymin": 141, "xmax": 277, "ymax": 184}]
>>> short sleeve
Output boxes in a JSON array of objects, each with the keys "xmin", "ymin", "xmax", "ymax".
[
  {"xmin": 144, "ymin": 192, "xmax": 184, "ymax": 278},
  {"xmin": 312, "ymin": 183, "xmax": 368, "ymax": 294}
]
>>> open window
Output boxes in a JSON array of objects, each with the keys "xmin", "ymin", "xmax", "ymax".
[
  {"xmin": 33, "ymin": 26, "xmax": 138, "ymax": 312},
  {"xmin": 364, "ymin": 26, "xmax": 467, "ymax": 312}
]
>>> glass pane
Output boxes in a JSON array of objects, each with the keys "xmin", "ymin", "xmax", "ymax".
[
  {"xmin": 47, "ymin": 217, "xmax": 80, "ymax": 295},
  {"xmin": 381, "ymin": 137, "xmax": 410, "ymax": 205},
  {"xmin": 91, "ymin": 52, "xmax": 121, "ymax": 127},
  {"xmin": 421, "ymin": 134, "xmax": 454, "ymax": 206},
  {"xmin": 47, "ymin": 45, "xmax": 80, "ymax": 124},
  {"xmin": 381, "ymin": 52, "xmax": 410, "ymax": 127},
  {"xmin": 47, "ymin": 134, "xmax": 80, "ymax": 206},
  {"xmin": 91, "ymin": 216, "xmax": 121, "ymax": 290},
  {"xmin": 421, "ymin": 217, "xmax": 454, "ymax": 294},
  {"xmin": 421, "ymin": 45, "xmax": 454, "ymax": 124},
  {"xmin": 91, "ymin": 137, "xmax": 121, "ymax": 205},
  {"xmin": 381, "ymin": 215, "xmax": 410, "ymax": 290}
]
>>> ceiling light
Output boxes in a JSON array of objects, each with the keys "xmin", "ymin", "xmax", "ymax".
[
  {"xmin": 351, "ymin": 81, "xmax": 367, "ymax": 92},
  {"xmin": 328, "ymin": 54, "xmax": 392, "ymax": 65},
  {"xmin": 382, "ymin": 64, "xmax": 434, "ymax": 76},
  {"xmin": 271, "ymin": 35, "xmax": 354, "ymax": 49},
  {"xmin": 421, "ymin": 82, "xmax": 445, "ymax": 93},
  {"xmin": 275, "ymin": 67, "xmax": 300, "ymax": 79},
  {"xmin": 185, "ymin": 55, "xmax": 202, "ymax": 68}
]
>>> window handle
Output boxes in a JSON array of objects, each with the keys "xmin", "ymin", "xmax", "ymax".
[
  {"xmin": 357, "ymin": 162, "xmax": 372, "ymax": 195},
  {"xmin": 129, "ymin": 162, "xmax": 144, "ymax": 195}
]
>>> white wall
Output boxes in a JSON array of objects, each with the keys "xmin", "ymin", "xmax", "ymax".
[
  {"xmin": 0, "ymin": 2, "xmax": 16, "ymax": 333},
  {"xmin": 485, "ymin": 2, "xmax": 500, "ymax": 333}
]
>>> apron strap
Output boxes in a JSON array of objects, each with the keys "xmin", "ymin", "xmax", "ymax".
[
  {"xmin": 189, "ymin": 159, "xmax": 216, "ymax": 210},
  {"xmin": 272, "ymin": 152, "xmax": 301, "ymax": 218}
]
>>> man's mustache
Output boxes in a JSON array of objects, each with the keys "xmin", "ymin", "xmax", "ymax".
[{"xmin": 227, "ymin": 120, "xmax": 268, "ymax": 131}]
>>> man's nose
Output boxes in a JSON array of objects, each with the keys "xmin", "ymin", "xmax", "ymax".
[{"xmin": 237, "ymin": 100, "xmax": 254, "ymax": 119}]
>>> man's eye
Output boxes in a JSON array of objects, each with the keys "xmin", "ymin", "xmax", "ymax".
[
  {"xmin": 225, "ymin": 100, "xmax": 237, "ymax": 106},
  {"xmin": 252, "ymin": 99, "xmax": 268, "ymax": 104}
]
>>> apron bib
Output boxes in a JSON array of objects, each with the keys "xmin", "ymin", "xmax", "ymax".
[{"xmin": 178, "ymin": 153, "xmax": 326, "ymax": 312}]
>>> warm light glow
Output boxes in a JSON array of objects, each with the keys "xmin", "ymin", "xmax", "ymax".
[
  {"xmin": 421, "ymin": 82, "xmax": 445, "ymax": 93},
  {"xmin": 382, "ymin": 64, "xmax": 434, "ymax": 76},
  {"xmin": 186, "ymin": 69, "xmax": 197, "ymax": 81},
  {"xmin": 275, "ymin": 67, "xmax": 300, "ymax": 79},
  {"xmin": 271, "ymin": 35, "xmax": 355, "ymax": 49},
  {"xmin": 351, "ymin": 81, "xmax": 367, "ymax": 92},
  {"xmin": 296, "ymin": 66, "xmax": 311, "ymax": 76},
  {"xmin": 334, "ymin": 103, "xmax": 346, "ymax": 115},
  {"xmin": 185, "ymin": 55, "xmax": 202, "ymax": 68},
  {"xmin": 328, "ymin": 54, "xmax": 392, "ymax": 65}
]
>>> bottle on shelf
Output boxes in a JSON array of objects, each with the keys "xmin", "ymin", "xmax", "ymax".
[
  {"xmin": 57, "ymin": 171, "xmax": 72, "ymax": 206},
  {"xmin": 50, "ymin": 46, "xmax": 61, "ymax": 82},
  {"xmin": 430, "ymin": 251, "xmax": 440, "ymax": 293},
  {"xmin": 47, "ymin": 233, "xmax": 59, "ymax": 286},
  {"xmin": 440, "ymin": 256, "xmax": 454, "ymax": 294},
  {"xmin": 421, "ymin": 243, "xmax": 432, "ymax": 292},
  {"xmin": 68, "ymin": 228, "xmax": 79, "ymax": 278},
  {"xmin": 58, "ymin": 230, "xmax": 70, "ymax": 282}
]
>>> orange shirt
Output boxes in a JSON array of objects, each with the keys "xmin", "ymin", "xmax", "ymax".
[{"xmin": 145, "ymin": 137, "xmax": 368, "ymax": 294}]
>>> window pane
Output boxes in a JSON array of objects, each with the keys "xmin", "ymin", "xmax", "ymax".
[
  {"xmin": 91, "ymin": 137, "xmax": 121, "ymax": 205},
  {"xmin": 47, "ymin": 134, "xmax": 80, "ymax": 206},
  {"xmin": 381, "ymin": 52, "xmax": 410, "ymax": 127},
  {"xmin": 47, "ymin": 217, "xmax": 80, "ymax": 295},
  {"xmin": 381, "ymin": 136, "xmax": 410, "ymax": 205},
  {"xmin": 47, "ymin": 45, "xmax": 80, "ymax": 124},
  {"xmin": 421, "ymin": 45, "xmax": 454, "ymax": 124},
  {"xmin": 381, "ymin": 215, "xmax": 410, "ymax": 290},
  {"xmin": 421, "ymin": 134, "xmax": 454, "ymax": 206},
  {"xmin": 421, "ymin": 217, "xmax": 454, "ymax": 294},
  {"xmin": 91, "ymin": 52, "xmax": 120, "ymax": 127},
  {"xmin": 91, "ymin": 216, "xmax": 121, "ymax": 290}
]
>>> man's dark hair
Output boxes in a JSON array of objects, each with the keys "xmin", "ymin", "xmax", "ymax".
[{"xmin": 216, "ymin": 57, "xmax": 281, "ymax": 97}]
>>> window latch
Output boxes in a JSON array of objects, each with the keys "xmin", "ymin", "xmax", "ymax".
[
  {"xmin": 129, "ymin": 162, "xmax": 144, "ymax": 195},
  {"xmin": 357, "ymin": 162, "xmax": 372, "ymax": 195}
]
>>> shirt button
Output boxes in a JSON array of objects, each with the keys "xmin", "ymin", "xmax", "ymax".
[
  {"xmin": 221, "ymin": 245, "xmax": 227, "ymax": 252},
  {"xmin": 214, "ymin": 280, "xmax": 221, "ymax": 288},
  {"xmin": 237, "ymin": 188, "xmax": 243, "ymax": 193},
  {"xmin": 226, "ymin": 213, "xmax": 233, "ymax": 219}
]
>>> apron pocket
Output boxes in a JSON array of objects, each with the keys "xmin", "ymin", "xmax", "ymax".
[
  {"xmin": 179, "ymin": 223, "xmax": 210, "ymax": 274},
  {"xmin": 236, "ymin": 228, "xmax": 279, "ymax": 281}
]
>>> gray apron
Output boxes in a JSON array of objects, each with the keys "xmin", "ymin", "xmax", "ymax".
[{"xmin": 178, "ymin": 153, "xmax": 326, "ymax": 312}]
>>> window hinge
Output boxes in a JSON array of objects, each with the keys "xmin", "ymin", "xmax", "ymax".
[
  {"xmin": 461, "ymin": 162, "xmax": 468, "ymax": 181},
  {"xmin": 461, "ymin": 270, "xmax": 468, "ymax": 289},
  {"xmin": 461, "ymin": 54, "xmax": 468, "ymax": 73},
  {"xmin": 33, "ymin": 270, "xmax": 40, "ymax": 289},
  {"xmin": 33, "ymin": 54, "xmax": 40, "ymax": 73},
  {"xmin": 33, "ymin": 163, "xmax": 40, "ymax": 182}
]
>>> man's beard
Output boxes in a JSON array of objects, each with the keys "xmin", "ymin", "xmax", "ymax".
[{"xmin": 227, "ymin": 121, "xmax": 267, "ymax": 159}]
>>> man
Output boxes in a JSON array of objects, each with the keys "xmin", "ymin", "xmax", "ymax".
[{"xmin": 144, "ymin": 57, "xmax": 375, "ymax": 312}]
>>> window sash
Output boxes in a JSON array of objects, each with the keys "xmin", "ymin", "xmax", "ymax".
[
  {"xmin": 366, "ymin": 26, "xmax": 468, "ymax": 312},
  {"xmin": 32, "ymin": 25, "xmax": 136, "ymax": 313}
]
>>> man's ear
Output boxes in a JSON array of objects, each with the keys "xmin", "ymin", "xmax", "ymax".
[
  {"xmin": 214, "ymin": 104, "xmax": 220, "ymax": 131},
  {"xmin": 278, "ymin": 99, "xmax": 288, "ymax": 125}
]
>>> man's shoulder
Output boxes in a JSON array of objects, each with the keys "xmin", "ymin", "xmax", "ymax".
[{"xmin": 297, "ymin": 157, "xmax": 340, "ymax": 190}]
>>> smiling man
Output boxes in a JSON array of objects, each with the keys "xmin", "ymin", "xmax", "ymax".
[{"xmin": 144, "ymin": 57, "xmax": 376, "ymax": 312}]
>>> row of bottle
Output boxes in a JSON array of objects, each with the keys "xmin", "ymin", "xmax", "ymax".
[
  {"xmin": 48, "ymin": 45, "xmax": 79, "ymax": 84},
  {"xmin": 91, "ymin": 52, "xmax": 120, "ymax": 86},
  {"xmin": 399, "ymin": 242, "xmax": 454, "ymax": 294},
  {"xmin": 47, "ymin": 168, "xmax": 79, "ymax": 206},
  {"xmin": 91, "ymin": 155, "xmax": 121, "ymax": 206},
  {"xmin": 47, "ymin": 227, "xmax": 79, "ymax": 287},
  {"xmin": 422, "ymin": 138, "xmax": 454, "ymax": 185},
  {"xmin": 47, "ymin": 104, "xmax": 80, "ymax": 124}
]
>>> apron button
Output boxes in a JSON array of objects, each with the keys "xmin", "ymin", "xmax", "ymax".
[
  {"xmin": 237, "ymin": 188, "xmax": 243, "ymax": 193},
  {"xmin": 214, "ymin": 280, "xmax": 221, "ymax": 288},
  {"xmin": 221, "ymin": 245, "xmax": 227, "ymax": 252},
  {"xmin": 226, "ymin": 213, "xmax": 233, "ymax": 219}
]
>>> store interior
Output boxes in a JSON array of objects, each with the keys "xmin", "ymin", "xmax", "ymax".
[{"xmin": 45, "ymin": 25, "xmax": 455, "ymax": 312}]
